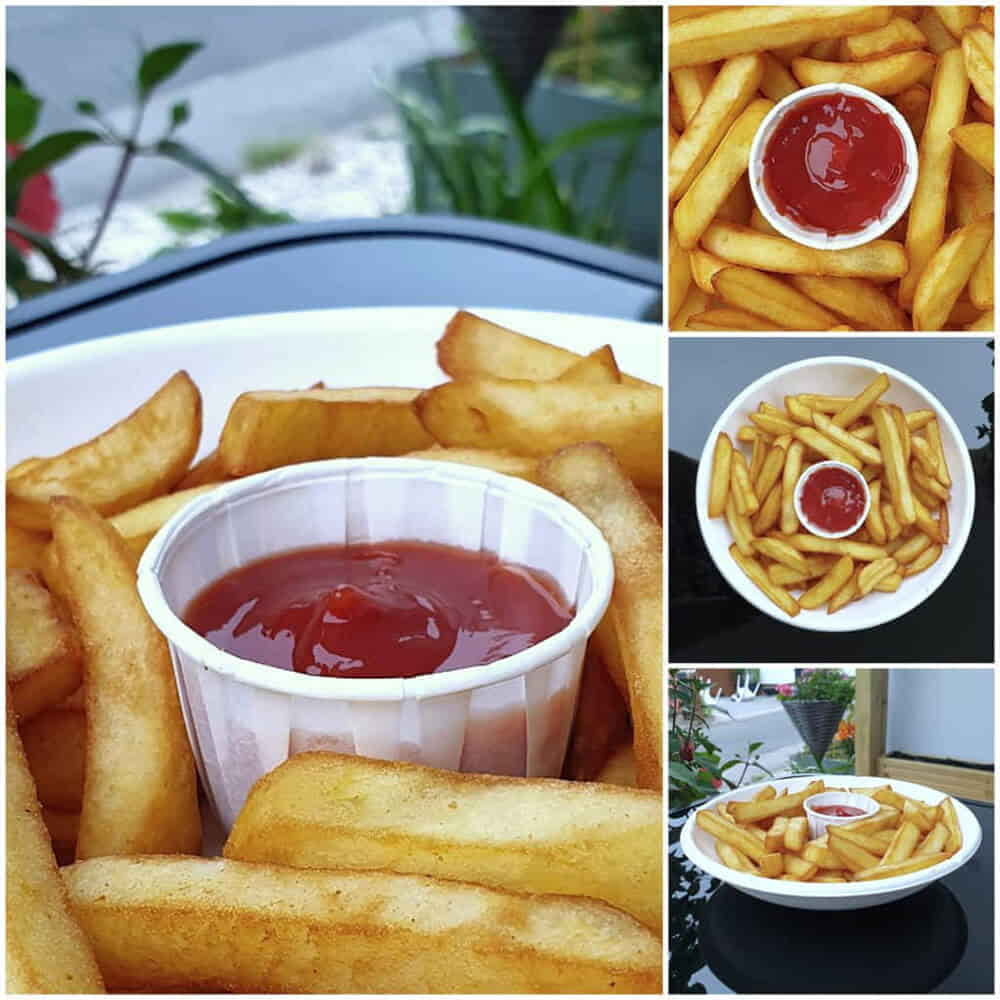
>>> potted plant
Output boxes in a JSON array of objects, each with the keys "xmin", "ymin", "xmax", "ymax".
[{"xmin": 777, "ymin": 669, "xmax": 856, "ymax": 771}]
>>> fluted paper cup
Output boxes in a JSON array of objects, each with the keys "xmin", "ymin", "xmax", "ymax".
[{"xmin": 138, "ymin": 458, "xmax": 614, "ymax": 829}]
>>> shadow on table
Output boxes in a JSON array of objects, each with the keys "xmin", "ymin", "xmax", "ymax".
[{"xmin": 668, "ymin": 449, "xmax": 994, "ymax": 662}]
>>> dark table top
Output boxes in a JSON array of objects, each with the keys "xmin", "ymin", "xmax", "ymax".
[
  {"xmin": 668, "ymin": 338, "xmax": 994, "ymax": 663},
  {"xmin": 669, "ymin": 791, "xmax": 995, "ymax": 995},
  {"xmin": 6, "ymin": 216, "xmax": 662, "ymax": 359}
]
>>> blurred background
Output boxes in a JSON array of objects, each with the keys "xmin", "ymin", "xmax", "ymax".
[{"xmin": 6, "ymin": 5, "xmax": 662, "ymax": 303}]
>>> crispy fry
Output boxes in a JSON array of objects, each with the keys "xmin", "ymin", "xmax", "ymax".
[
  {"xmin": 752, "ymin": 481, "xmax": 783, "ymax": 536},
  {"xmin": 50, "ymin": 497, "xmax": 201, "ymax": 859},
  {"xmin": 789, "ymin": 275, "xmax": 909, "ymax": 331},
  {"xmin": 717, "ymin": 842, "xmax": 761, "ymax": 874},
  {"xmin": 712, "ymin": 266, "xmax": 838, "ymax": 331},
  {"xmin": 686, "ymin": 307, "xmax": 783, "ymax": 331},
  {"xmin": 855, "ymin": 851, "xmax": 952, "ymax": 881},
  {"xmin": 729, "ymin": 543, "xmax": 801, "ymax": 617},
  {"xmin": 780, "ymin": 440, "xmax": 804, "ymax": 534},
  {"xmin": 784, "ymin": 534, "xmax": 888, "ymax": 561},
  {"xmin": 842, "ymin": 17, "xmax": 928, "ymax": 61},
  {"xmin": 828, "ymin": 830, "xmax": 882, "ymax": 872},
  {"xmin": 784, "ymin": 816, "xmax": 808, "ymax": 853},
  {"xmin": 857, "ymin": 557, "xmax": 899, "ymax": 596},
  {"xmin": 798, "ymin": 555, "xmax": 854, "ymax": 610},
  {"xmin": 730, "ymin": 450, "xmax": 759, "ymax": 516},
  {"xmin": 7, "ymin": 371, "xmax": 201, "ymax": 531},
  {"xmin": 538, "ymin": 445, "xmax": 662, "ymax": 790},
  {"xmin": 791, "ymin": 50, "xmax": 936, "ymax": 96},
  {"xmin": 782, "ymin": 855, "xmax": 819, "ymax": 881},
  {"xmin": 225, "ymin": 752, "xmax": 661, "ymax": 932},
  {"xmin": 940, "ymin": 797, "xmax": 963, "ymax": 853},
  {"xmin": 793, "ymin": 427, "xmax": 864, "ymax": 470},
  {"xmin": 708, "ymin": 433, "xmax": 734, "ymax": 519},
  {"xmin": 872, "ymin": 404, "xmax": 916, "ymax": 525},
  {"xmin": 881, "ymin": 819, "xmax": 922, "ymax": 865},
  {"xmin": 64, "ymin": 855, "xmax": 661, "ymax": 994},
  {"xmin": 962, "ymin": 24, "xmax": 994, "ymax": 108},
  {"xmin": 752, "ymin": 536, "xmax": 809, "ymax": 576},
  {"xmin": 19, "ymin": 707, "xmax": 86, "ymax": 813}
]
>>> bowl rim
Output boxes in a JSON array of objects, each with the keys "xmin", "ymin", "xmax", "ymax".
[
  {"xmin": 748, "ymin": 83, "xmax": 919, "ymax": 251},
  {"xmin": 137, "ymin": 457, "xmax": 614, "ymax": 702},
  {"xmin": 679, "ymin": 774, "xmax": 983, "ymax": 901},
  {"xmin": 695, "ymin": 355, "xmax": 975, "ymax": 632}
]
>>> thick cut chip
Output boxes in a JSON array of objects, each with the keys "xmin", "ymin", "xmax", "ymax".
[
  {"xmin": 6, "ymin": 710, "xmax": 104, "ymax": 994},
  {"xmin": 218, "ymin": 387, "xmax": 433, "ymax": 476},
  {"xmin": 6, "ymin": 371, "xmax": 201, "ymax": 531},
  {"xmin": 225, "ymin": 752, "xmax": 661, "ymax": 932},
  {"xmin": 417, "ymin": 379, "xmax": 662, "ymax": 489},
  {"xmin": 538, "ymin": 444, "xmax": 662, "ymax": 789},
  {"xmin": 50, "ymin": 498, "xmax": 201, "ymax": 859},
  {"xmin": 20, "ymin": 707, "xmax": 86, "ymax": 813},
  {"xmin": 6, "ymin": 569, "xmax": 82, "ymax": 720},
  {"xmin": 63, "ymin": 855, "xmax": 662, "ymax": 994}
]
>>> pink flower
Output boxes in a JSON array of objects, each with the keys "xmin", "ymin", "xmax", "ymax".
[
  {"xmin": 6, "ymin": 143, "xmax": 60, "ymax": 255},
  {"xmin": 778, "ymin": 683, "xmax": 794, "ymax": 697}
]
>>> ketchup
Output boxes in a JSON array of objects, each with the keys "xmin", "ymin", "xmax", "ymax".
[
  {"xmin": 799, "ymin": 466, "xmax": 867, "ymax": 534},
  {"xmin": 762, "ymin": 92, "xmax": 906, "ymax": 236},
  {"xmin": 812, "ymin": 804, "xmax": 867, "ymax": 817},
  {"xmin": 183, "ymin": 541, "xmax": 571, "ymax": 679}
]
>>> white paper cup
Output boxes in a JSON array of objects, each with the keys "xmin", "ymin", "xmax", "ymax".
[
  {"xmin": 793, "ymin": 460, "xmax": 871, "ymax": 540},
  {"xmin": 749, "ymin": 84, "xmax": 919, "ymax": 250},
  {"xmin": 804, "ymin": 791, "xmax": 879, "ymax": 841},
  {"xmin": 138, "ymin": 458, "xmax": 614, "ymax": 829}
]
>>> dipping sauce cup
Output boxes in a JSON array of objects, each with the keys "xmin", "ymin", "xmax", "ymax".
[
  {"xmin": 794, "ymin": 460, "xmax": 871, "ymax": 539},
  {"xmin": 805, "ymin": 791, "xmax": 880, "ymax": 840},
  {"xmin": 749, "ymin": 84, "xmax": 919, "ymax": 250},
  {"xmin": 138, "ymin": 458, "xmax": 613, "ymax": 829}
]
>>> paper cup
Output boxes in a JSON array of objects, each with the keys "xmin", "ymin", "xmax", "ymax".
[
  {"xmin": 804, "ymin": 791, "xmax": 880, "ymax": 841},
  {"xmin": 138, "ymin": 458, "xmax": 614, "ymax": 829}
]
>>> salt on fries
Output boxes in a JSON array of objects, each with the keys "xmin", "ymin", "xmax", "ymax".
[
  {"xmin": 669, "ymin": 5, "xmax": 995, "ymax": 331},
  {"xmin": 696, "ymin": 782, "xmax": 962, "ymax": 884},
  {"xmin": 708, "ymin": 371, "xmax": 952, "ymax": 617}
]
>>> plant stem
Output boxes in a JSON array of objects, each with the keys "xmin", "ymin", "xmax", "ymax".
[
  {"xmin": 6, "ymin": 217, "xmax": 86, "ymax": 281},
  {"xmin": 82, "ymin": 102, "xmax": 145, "ymax": 267}
]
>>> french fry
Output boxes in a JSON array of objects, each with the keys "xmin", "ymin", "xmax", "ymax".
[
  {"xmin": 729, "ymin": 544, "xmax": 800, "ymax": 617},
  {"xmin": 924, "ymin": 418, "xmax": 952, "ymax": 488},
  {"xmin": 749, "ymin": 434, "xmax": 767, "ymax": 485},
  {"xmin": 689, "ymin": 249, "xmax": 730, "ymax": 295},
  {"xmin": 726, "ymin": 496, "xmax": 756, "ymax": 557},
  {"xmin": 793, "ymin": 427, "xmax": 864, "ymax": 470},
  {"xmin": 729, "ymin": 782, "xmax": 823, "ymax": 824},
  {"xmin": 865, "ymin": 480, "xmax": 887, "ymax": 544},
  {"xmin": 780, "ymin": 440, "xmax": 804, "ymax": 534},
  {"xmin": 686, "ymin": 307, "xmax": 784, "ymax": 331},
  {"xmin": 697, "ymin": 808, "xmax": 767, "ymax": 862},
  {"xmin": 810, "ymin": 412, "xmax": 883, "ymax": 466},
  {"xmin": 760, "ymin": 53, "xmax": 800, "ymax": 101},
  {"xmin": 752, "ymin": 481, "xmax": 783, "ymax": 536},
  {"xmin": 758, "ymin": 852, "xmax": 784, "ymax": 878},
  {"xmin": 7, "ymin": 371, "xmax": 201, "ymax": 531},
  {"xmin": 939, "ymin": 798, "xmax": 963, "ymax": 853},
  {"xmin": 936, "ymin": 6, "xmax": 979, "ymax": 39},
  {"xmin": 841, "ymin": 805, "xmax": 900, "ymax": 834},
  {"xmin": 789, "ymin": 275, "xmax": 908, "ymax": 332},
  {"xmin": 950, "ymin": 122, "xmax": 994, "ymax": 175},
  {"xmin": 892, "ymin": 532, "xmax": 933, "ymax": 565},
  {"xmin": 791, "ymin": 50, "xmax": 936, "ymax": 96},
  {"xmin": 711, "ymin": 266, "xmax": 838, "ymax": 331},
  {"xmin": 784, "ymin": 816, "xmax": 808, "ymax": 853},
  {"xmin": 671, "ymin": 65, "xmax": 715, "ymax": 126},
  {"xmin": 702, "ymin": 222, "xmax": 908, "ymax": 281},
  {"xmin": 765, "ymin": 815, "xmax": 789, "ymax": 853},
  {"xmin": 857, "ymin": 557, "xmax": 899, "ymax": 596},
  {"xmin": 828, "ymin": 830, "xmax": 882, "ymax": 872},
  {"xmin": 832, "ymin": 373, "xmax": 891, "ymax": 429},
  {"xmin": 828, "ymin": 569, "xmax": 860, "ymax": 613},
  {"xmin": 896, "ymin": 84, "xmax": 931, "ymax": 142},
  {"xmin": 717, "ymin": 841, "xmax": 761, "ymax": 874},
  {"xmin": 799, "ymin": 555, "xmax": 854, "ymax": 610},
  {"xmin": 782, "ymin": 855, "xmax": 819, "ymax": 881},
  {"xmin": 784, "ymin": 534, "xmax": 888, "ymax": 561},
  {"xmin": 830, "ymin": 825, "xmax": 890, "ymax": 856},
  {"xmin": 675, "ymin": 100, "xmax": 774, "ymax": 249},
  {"xmin": 899, "ymin": 48, "xmax": 970, "ymax": 309},
  {"xmin": 752, "ymin": 536, "xmax": 810, "ymax": 576},
  {"xmin": 883, "ymin": 502, "xmax": 902, "ymax": 541},
  {"xmin": 708, "ymin": 432, "xmax": 734, "ymax": 519},
  {"xmin": 854, "ymin": 851, "xmax": 952, "ymax": 881},
  {"xmin": 902, "ymin": 798, "xmax": 937, "ymax": 834},
  {"xmin": 882, "ymin": 820, "xmax": 922, "ymax": 864},
  {"xmin": 670, "ymin": 6, "xmax": 891, "ymax": 67},
  {"xmin": 802, "ymin": 842, "xmax": 846, "ymax": 870},
  {"xmin": 962, "ymin": 24, "xmax": 994, "ymax": 109},
  {"xmin": 730, "ymin": 450, "xmax": 759, "ymax": 516},
  {"xmin": 19, "ymin": 707, "xmax": 86, "ymax": 813},
  {"xmin": 841, "ymin": 17, "xmax": 928, "ymax": 61},
  {"xmin": 754, "ymin": 441, "xmax": 789, "ymax": 498},
  {"xmin": 872, "ymin": 404, "xmax": 916, "ymax": 525}
]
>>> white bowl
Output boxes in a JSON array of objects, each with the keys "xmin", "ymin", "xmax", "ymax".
[
  {"xmin": 138, "ymin": 457, "xmax": 614, "ymax": 829},
  {"xmin": 679, "ymin": 774, "xmax": 982, "ymax": 911},
  {"xmin": 793, "ymin": 460, "xmax": 871, "ymax": 540},
  {"xmin": 749, "ymin": 84, "xmax": 919, "ymax": 250},
  {"xmin": 696, "ymin": 356, "xmax": 975, "ymax": 632}
]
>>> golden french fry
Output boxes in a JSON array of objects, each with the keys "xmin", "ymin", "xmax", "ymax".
[
  {"xmin": 896, "ymin": 84, "xmax": 931, "ymax": 141},
  {"xmin": 916, "ymin": 822, "xmax": 950, "ymax": 856},
  {"xmin": 784, "ymin": 817, "xmax": 808, "ymax": 853},
  {"xmin": 702, "ymin": 222, "xmax": 907, "ymax": 281},
  {"xmin": 729, "ymin": 544, "xmax": 800, "ymax": 617},
  {"xmin": 780, "ymin": 440, "xmax": 804, "ymax": 534},
  {"xmin": 670, "ymin": 6, "xmax": 890, "ymax": 67},
  {"xmin": 717, "ymin": 841, "xmax": 761, "ymax": 873},
  {"xmin": 730, "ymin": 782, "xmax": 823, "ymax": 824},
  {"xmin": 940, "ymin": 798, "xmax": 963, "ymax": 853},
  {"xmin": 828, "ymin": 830, "xmax": 882, "ymax": 872},
  {"xmin": 726, "ymin": 496, "xmax": 756, "ymax": 557},
  {"xmin": 782, "ymin": 855, "xmax": 819, "ymax": 881},
  {"xmin": 882, "ymin": 820, "xmax": 922, "ymax": 865},
  {"xmin": 6, "ymin": 569, "xmax": 83, "ymax": 721},
  {"xmin": 754, "ymin": 441, "xmax": 789, "ymax": 498},
  {"xmin": 697, "ymin": 808, "xmax": 767, "ymax": 862},
  {"xmin": 7, "ymin": 371, "xmax": 201, "ymax": 531},
  {"xmin": 19, "ymin": 706, "xmax": 86, "ymax": 813},
  {"xmin": 792, "ymin": 50, "xmax": 936, "ymax": 96},
  {"xmin": 866, "ymin": 480, "xmax": 887, "ymax": 544},
  {"xmin": 883, "ymin": 502, "xmax": 902, "ymax": 541},
  {"xmin": 789, "ymin": 275, "xmax": 908, "ymax": 331},
  {"xmin": 686, "ymin": 307, "xmax": 784, "ymax": 331},
  {"xmin": 793, "ymin": 427, "xmax": 863, "ymax": 470},
  {"xmin": 936, "ymin": 6, "xmax": 979, "ymax": 38},
  {"xmin": 842, "ymin": 16, "xmax": 928, "ymax": 60},
  {"xmin": 675, "ymin": 100, "xmax": 774, "ymax": 249},
  {"xmin": 749, "ymin": 434, "xmax": 767, "ymax": 484},
  {"xmin": 50, "ymin": 497, "xmax": 201, "ymax": 859},
  {"xmin": 924, "ymin": 418, "xmax": 952, "ymax": 488},
  {"xmin": 900, "ymin": 49, "xmax": 970, "ymax": 310},
  {"xmin": 671, "ymin": 65, "xmax": 715, "ymax": 126},
  {"xmin": 830, "ymin": 825, "xmax": 890, "ymax": 856},
  {"xmin": 962, "ymin": 25, "xmax": 994, "ymax": 109},
  {"xmin": 857, "ymin": 557, "xmax": 899, "ymax": 596},
  {"xmin": 811, "ymin": 412, "xmax": 883, "ymax": 466},
  {"xmin": 689, "ymin": 249, "xmax": 729, "ymax": 295},
  {"xmin": 758, "ymin": 852, "xmax": 784, "ymax": 878},
  {"xmin": 760, "ymin": 53, "xmax": 799, "ymax": 101},
  {"xmin": 708, "ymin": 432, "xmax": 734, "ymax": 519},
  {"xmin": 711, "ymin": 266, "xmax": 837, "ymax": 331},
  {"xmin": 832, "ymin": 373, "xmax": 891, "ymax": 429},
  {"xmin": 730, "ymin": 450, "xmax": 759, "ymax": 516},
  {"xmin": 670, "ymin": 54, "xmax": 765, "ymax": 200},
  {"xmin": 752, "ymin": 536, "xmax": 810, "ymax": 576},
  {"xmin": 893, "ymin": 532, "xmax": 933, "ymax": 565},
  {"xmin": 784, "ymin": 534, "xmax": 888, "ymax": 561},
  {"xmin": 950, "ymin": 122, "xmax": 994, "ymax": 175},
  {"xmin": 872, "ymin": 405, "xmax": 916, "ymax": 525},
  {"xmin": 751, "ymin": 481, "xmax": 783, "ymax": 536},
  {"xmin": 765, "ymin": 815, "xmax": 790, "ymax": 853},
  {"xmin": 5, "ymin": 520, "xmax": 49, "ymax": 573},
  {"xmin": 855, "ymin": 851, "xmax": 952, "ymax": 881},
  {"xmin": 798, "ymin": 555, "xmax": 854, "ymax": 610}
]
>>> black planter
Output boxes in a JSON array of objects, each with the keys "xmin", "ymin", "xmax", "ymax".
[{"xmin": 782, "ymin": 699, "xmax": 846, "ymax": 766}]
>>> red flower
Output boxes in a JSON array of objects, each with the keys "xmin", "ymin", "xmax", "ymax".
[
  {"xmin": 711, "ymin": 777, "xmax": 723, "ymax": 789},
  {"xmin": 680, "ymin": 741, "xmax": 694, "ymax": 762},
  {"xmin": 7, "ymin": 143, "xmax": 60, "ymax": 254}
]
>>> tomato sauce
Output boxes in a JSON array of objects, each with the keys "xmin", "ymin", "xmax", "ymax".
[
  {"xmin": 812, "ymin": 804, "xmax": 867, "ymax": 817},
  {"xmin": 184, "ymin": 541, "xmax": 572, "ymax": 679},
  {"xmin": 799, "ymin": 466, "xmax": 868, "ymax": 534},
  {"xmin": 762, "ymin": 92, "xmax": 906, "ymax": 236}
]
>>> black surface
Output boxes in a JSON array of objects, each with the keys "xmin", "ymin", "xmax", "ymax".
[
  {"xmin": 6, "ymin": 216, "xmax": 662, "ymax": 359},
  {"xmin": 668, "ymin": 447, "xmax": 995, "ymax": 663},
  {"xmin": 669, "ymin": 797, "xmax": 994, "ymax": 995}
]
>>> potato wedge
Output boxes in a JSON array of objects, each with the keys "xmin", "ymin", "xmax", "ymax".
[{"xmin": 7, "ymin": 371, "xmax": 201, "ymax": 531}]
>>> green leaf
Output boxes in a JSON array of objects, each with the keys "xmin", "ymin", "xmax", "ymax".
[
  {"xmin": 748, "ymin": 741, "xmax": 764, "ymax": 753},
  {"xmin": 152, "ymin": 139, "xmax": 254, "ymax": 209},
  {"xmin": 7, "ymin": 85, "xmax": 42, "ymax": 144},
  {"xmin": 7, "ymin": 69, "xmax": 25, "ymax": 89},
  {"xmin": 6, "ymin": 130, "xmax": 103, "ymax": 188},
  {"xmin": 158, "ymin": 209, "xmax": 209, "ymax": 235},
  {"xmin": 138, "ymin": 42, "xmax": 202, "ymax": 99},
  {"xmin": 668, "ymin": 762, "xmax": 700, "ymax": 788},
  {"xmin": 169, "ymin": 100, "xmax": 190, "ymax": 130},
  {"xmin": 75, "ymin": 99, "xmax": 98, "ymax": 116}
]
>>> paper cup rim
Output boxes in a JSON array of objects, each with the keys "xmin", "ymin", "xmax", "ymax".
[
  {"xmin": 748, "ymin": 83, "xmax": 919, "ymax": 251},
  {"xmin": 138, "ymin": 457, "xmax": 615, "ymax": 702}
]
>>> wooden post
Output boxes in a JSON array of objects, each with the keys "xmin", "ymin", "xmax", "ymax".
[{"xmin": 854, "ymin": 669, "xmax": 887, "ymax": 777}]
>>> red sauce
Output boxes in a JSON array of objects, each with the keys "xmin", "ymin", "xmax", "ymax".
[
  {"xmin": 812, "ymin": 804, "xmax": 867, "ymax": 817},
  {"xmin": 800, "ymin": 466, "xmax": 868, "ymax": 534},
  {"xmin": 762, "ymin": 92, "xmax": 906, "ymax": 236},
  {"xmin": 183, "ymin": 541, "xmax": 572, "ymax": 679}
]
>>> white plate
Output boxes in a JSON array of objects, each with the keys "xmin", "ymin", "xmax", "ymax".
[
  {"xmin": 679, "ymin": 774, "xmax": 982, "ymax": 911},
  {"xmin": 695, "ymin": 356, "xmax": 974, "ymax": 632},
  {"xmin": 6, "ymin": 306, "xmax": 661, "ymax": 464}
]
